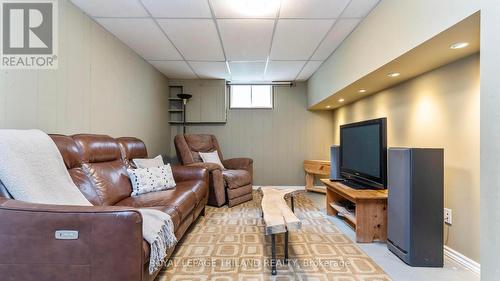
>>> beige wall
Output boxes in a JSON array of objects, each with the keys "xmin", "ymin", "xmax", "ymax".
[
  {"xmin": 308, "ymin": 0, "xmax": 479, "ymax": 107},
  {"xmin": 169, "ymin": 82, "xmax": 334, "ymax": 185},
  {"xmin": 480, "ymin": 0, "xmax": 500, "ymax": 279},
  {"xmin": 0, "ymin": 0, "xmax": 170, "ymax": 156},
  {"xmin": 331, "ymin": 54, "xmax": 480, "ymax": 261}
]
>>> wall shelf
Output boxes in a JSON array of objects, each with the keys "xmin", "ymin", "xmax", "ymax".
[
  {"xmin": 168, "ymin": 86, "xmax": 184, "ymax": 124},
  {"xmin": 168, "ymin": 80, "xmax": 227, "ymax": 125}
]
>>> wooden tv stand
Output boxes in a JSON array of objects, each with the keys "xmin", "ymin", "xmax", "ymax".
[{"xmin": 321, "ymin": 179, "xmax": 388, "ymax": 243}]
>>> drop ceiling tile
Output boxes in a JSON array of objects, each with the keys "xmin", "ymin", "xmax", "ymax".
[
  {"xmin": 228, "ymin": 61, "xmax": 266, "ymax": 81},
  {"xmin": 218, "ymin": 19, "xmax": 274, "ymax": 61},
  {"xmin": 211, "ymin": 0, "xmax": 280, "ymax": 18},
  {"xmin": 280, "ymin": 0, "xmax": 350, "ymax": 19},
  {"xmin": 71, "ymin": 0, "xmax": 148, "ymax": 17},
  {"xmin": 190, "ymin": 61, "xmax": 229, "ymax": 79},
  {"xmin": 265, "ymin": 61, "xmax": 305, "ymax": 81},
  {"xmin": 342, "ymin": 0, "xmax": 380, "ymax": 18},
  {"xmin": 96, "ymin": 18, "xmax": 181, "ymax": 60},
  {"xmin": 311, "ymin": 18, "xmax": 360, "ymax": 60},
  {"xmin": 148, "ymin": 61, "xmax": 197, "ymax": 78},
  {"xmin": 157, "ymin": 19, "xmax": 224, "ymax": 61},
  {"xmin": 297, "ymin": 61, "xmax": 323, "ymax": 80},
  {"xmin": 141, "ymin": 0, "xmax": 212, "ymax": 18},
  {"xmin": 270, "ymin": 19, "xmax": 334, "ymax": 60}
]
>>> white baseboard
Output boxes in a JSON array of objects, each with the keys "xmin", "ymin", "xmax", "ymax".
[
  {"xmin": 252, "ymin": 186, "xmax": 305, "ymax": 190},
  {"xmin": 444, "ymin": 245, "xmax": 480, "ymax": 275}
]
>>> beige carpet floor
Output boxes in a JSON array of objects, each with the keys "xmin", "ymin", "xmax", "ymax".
[{"xmin": 156, "ymin": 192, "xmax": 391, "ymax": 281}]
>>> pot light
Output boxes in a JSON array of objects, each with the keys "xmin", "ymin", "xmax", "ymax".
[
  {"xmin": 229, "ymin": 0, "xmax": 280, "ymax": 17},
  {"xmin": 358, "ymin": 89, "xmax": 367, "ymax": 93},
  {"xmin": 387, "ymin": 72, "xmax": 400, "ymax": 78},
  {"xmin": 338, "ymin": 99, "xmax": 345, "ymax": 103},
  {"xmin": 326, "ymin": 105, "xmax": 331, "ymax": 108},
  {"xmin": 450, "ymin": 42, "xmax": 469, "ymax": 49}
]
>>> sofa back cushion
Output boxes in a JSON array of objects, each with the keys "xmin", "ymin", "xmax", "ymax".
[
  {"xmin": 117, "ymin": 137, "xmax": 148, "ymax": 168},
  {"xmin": 72, "ymin": 134, "xmax": 132, "ymax": 206},
  {"xmin": 175, "ymin": 134, "xmax": 223, "ymax": 164},
  {"xmin": 50, "ymin": 135, "xmax": 103, "ymax": 205}
]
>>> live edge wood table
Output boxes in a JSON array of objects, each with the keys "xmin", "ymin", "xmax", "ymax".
[
  {"xmin": 321, "ymin": 179, "xmax": 388, "ymax": 243},
  {"xmin": 258, "ymin": 188, "xmax": 302, "ymax": 275}
]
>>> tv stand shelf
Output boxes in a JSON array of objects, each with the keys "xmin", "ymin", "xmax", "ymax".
[
  {"xmin": 330, "ymin": 202, "xmax": 356, "ymax": 225},
  {"xmin": 321, "ymin": 179, "xmax": 388, "ymax": 243}
]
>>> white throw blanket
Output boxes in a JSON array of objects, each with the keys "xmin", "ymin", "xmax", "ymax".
[{"xmin": 0, "ymin": 129, "xmax": 176, "ymax": 274}]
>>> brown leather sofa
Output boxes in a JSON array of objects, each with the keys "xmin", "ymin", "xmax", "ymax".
[
  {"xmin": 0, "ymin": 134, "xmax": 209, "ymax": 281},
  {"xmin": 174, "ymin": 134, "xmax": 253, "ymax": 207}
]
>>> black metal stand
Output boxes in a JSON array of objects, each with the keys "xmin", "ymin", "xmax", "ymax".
[
  {"xmin": 271, "ymin": 234, "xmax": 277, "ymax": 275},
  {"xmin": 269, "ymin": 196, "xmax": 295, "ymax": 275},
  {"xmin": 177, "ymin": 93, "xmax": 192, "ymax": 135},
  {"xmin": 182, "ymin": 102, "xmax": 186, "ymax": 134},
  {"xmin": 284, "ymin": 231, "xmax": 289, "ymax": 264}
]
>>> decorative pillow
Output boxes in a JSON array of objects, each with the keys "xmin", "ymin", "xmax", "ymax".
[
  {"xmin": 199, "ymin": 150, "xmax": 225, "ymax": 169},
  {"xmin": 127, "ymin": 164, "xmax": 176, "ymax": 196},
  {"xmin": 133, "ymin": 155, "xmax": 164, "ymax": 168}
]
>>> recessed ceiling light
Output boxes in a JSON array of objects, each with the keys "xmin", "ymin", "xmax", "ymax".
[
  {"xmin": 326, "ymin": 105, "xmax": 331, "ymax": 108},
  {"xmin": 229, "ymin": 0, "xmax": 280, "ymax": 17},
  {"xmin": 338, "ymin": 99, "xmax": 345, "ymax": 103},
  {"xmin": 387, "ymin": 72, "xmax": 401, "ymax": 77},
  {"xmin": 450, "ymin": 42, "xmax": 469, "ymax": 49},
  {"xmin": 358, "ymin": 89, "xmax": 367, "ymax": 93}
]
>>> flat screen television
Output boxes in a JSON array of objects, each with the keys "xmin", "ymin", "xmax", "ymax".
[{"xmin": 340, "ymin": 117, "xmax": 387, "ymax": 190}]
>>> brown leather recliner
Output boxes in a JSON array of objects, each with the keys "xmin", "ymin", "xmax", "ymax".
[
  {"xmin": 174, "ymin": 134, "xmax": 253, "ymax": 207},
  {"xmin": 0, "ymin": 134, "xmax": 209, "ymax": 281}
]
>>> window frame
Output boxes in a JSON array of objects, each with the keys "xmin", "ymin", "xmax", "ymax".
[{"xmin": 229, "ymin": 84, "xmax": 274, "ymax": 109}]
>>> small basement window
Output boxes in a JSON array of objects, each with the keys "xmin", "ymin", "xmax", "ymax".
[{"xmin": 229, "ymin": 85, "xmax": 273, "ymax": 109}]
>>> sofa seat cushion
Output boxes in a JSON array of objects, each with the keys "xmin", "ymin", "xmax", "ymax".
[
  {"xmin": 114, "ymin": 185, "xmax": 197, "ymax": 221},
  {"xmin": 222, "ymin": 170, "xmax": 251, "ymax": 189},
  {"xmin": 182, "ymin": 180, "xmax": 208, "ymax": 202},
  {"xmin": 150, "ymin": 206, "xmax": 181, "ymax": 230}
]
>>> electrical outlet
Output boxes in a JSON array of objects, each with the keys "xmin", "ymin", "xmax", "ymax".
[{"xmin": 444, "ymin": 208, "xmax": 452, "ymax": 225}]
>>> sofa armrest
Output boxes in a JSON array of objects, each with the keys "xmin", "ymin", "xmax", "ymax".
[
  {"xmin": 222, "ymin": 157, "xmax": 253, "ymax": 171},
  {"xmin": 186, "ymin": 162, "xmax": 223, "ymax": 172},
  {"xmin": 171, "ymin": 165, "xmax": 208, "ymax": 182},
  {"xmin": 0, "ymin": 198, "xmax": 144, "ymax": 281}
]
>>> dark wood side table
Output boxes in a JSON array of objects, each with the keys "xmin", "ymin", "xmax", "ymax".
[{"xmin": 321, "ymin": 179, "xmax": 388, "ymax": 243}]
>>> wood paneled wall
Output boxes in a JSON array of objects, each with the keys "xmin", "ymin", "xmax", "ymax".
[
  {"xmin": 168, "ymin": 82, "xmax": 334, "ymax": 185},
  {"xmin": 0, "ymin": 0, "xmax": 170, "ymax": 156}
]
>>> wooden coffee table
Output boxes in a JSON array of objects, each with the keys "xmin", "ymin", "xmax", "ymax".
[{"xmin": 258, "ymin": 188, "xmax": 302, "ymax": 275}]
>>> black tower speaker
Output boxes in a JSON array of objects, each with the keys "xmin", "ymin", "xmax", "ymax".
[
  {"xmin": 387, "ymin": 148, "xmax": 444, "ymax": 267},
  {"xmin": 330, "ymin": 145, "xmax": 341, "ymax": 180}
]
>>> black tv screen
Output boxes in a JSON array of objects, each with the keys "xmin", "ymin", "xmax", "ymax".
[{"xmin": 340, "ymin": 118, "xmax": 387, "ymax": 189}]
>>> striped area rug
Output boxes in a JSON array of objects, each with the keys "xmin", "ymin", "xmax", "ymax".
[{"xmin": 156, "ymin": 192, "xmax": 391, "ymax": 281}]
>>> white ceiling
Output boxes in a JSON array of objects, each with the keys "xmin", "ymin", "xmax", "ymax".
[{"xmin": 71, "ymin": 0, "xmax": 379, "ymax": 81}]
